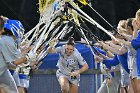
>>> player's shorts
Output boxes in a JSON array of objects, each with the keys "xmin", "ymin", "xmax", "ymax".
[
  {"xmin": 19, "ymin": 74, "xmax": 30, "ymax": 88},
  {"xmin": 56, "ymin": 69, "xmax": 80, "ymax": 86},
  {"xmin": 121, "ymin": 72, "xmax": 130, "ymax": 87},
  {"xmin": 97, "ymin": 77, "xmax": 120, "ymax": 93},
  {"xmin": 128, "ymin": 56, "xmax": 137, "ymax": 79},
  {"xmin": 12, "ymin": 71, "xmax": 22, "ymax": 87},
  {"xmin": 130, "ymin": 61, "xmax": 137, "ymax": 79},
  {"xmin": 137, "ymin": 76, "xmax": 140, "ymax": 79},
  {"xmin": 0, "ymin": 70, "xmax": 18, "ymax": 93}
]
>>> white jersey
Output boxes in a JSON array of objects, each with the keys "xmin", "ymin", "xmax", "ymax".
[
  {"xmin": 56, "ymin": 45, "xmax": 87, "ymax": 75},
  {"xmin": 0, "ymin": 35, "xmax": 20, "ymax": 75},
  {"xmin": 0, "ymin": 35, "xmax": 20, "ymax": 93}
]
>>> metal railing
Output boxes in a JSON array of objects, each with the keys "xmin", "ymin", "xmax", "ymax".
[{"xmin": 28, "ymin": 69, "xmax": 103, "ymax": 93}]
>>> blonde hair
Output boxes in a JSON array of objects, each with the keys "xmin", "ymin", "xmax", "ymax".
[
  {"xmin": 136, "ymin": 9, "xmax": 140, "ymax": 17},
  {"xmin": 118, "ymin": 20, "xmax": 126, "ymax": 29}
]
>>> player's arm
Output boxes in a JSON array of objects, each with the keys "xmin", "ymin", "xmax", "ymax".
[
  {"xmin": 70, "ymin": 62, "xmax": 88, "ymax": 77},
  {"xmin": 12, "ymin": 57, "xmax": 27, "ymax": 65},
  {"xmin": 78, "ymin": 63, "xmax": 89, "ymax": 74},
  {"xmin": 77, "ymin": 51, "xmax": 89, "ymax": 73},
  {"xmin": 47, "ymin": 46, "xmax": 57, "ymax": 53}
]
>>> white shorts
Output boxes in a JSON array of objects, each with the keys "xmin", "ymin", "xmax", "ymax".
[
  {"xmin": 20, "ymin": 79, "xmax": 29, "ymax": 88},
  {"xmin": 137, "ymin": 76, "xmax": 140, "ymax": 79},
  {"xmin": 97, "ymin": 77, "xmax": 120, "ymax": 93},
  {"xmin": 56, "ymin": 69, "xmax": 80, "ymax": 86},
  {"xmin": 121, "ymin": 73, "xmax": 130, "ymax": 87},
  {"xmin": 19, "ymin": 74, "xmax": 30, "ymax": 88},
  {"xmin": 120, "ymin": 67, "xmax": 130, "ymax": 87},
  {"xmin": 130, "ymin": 62, "xmax": 137, "ymax": 79},
  {"xmin": 127, "ymin": 55, "xmax": 137, "ymax": 79},
  {"xmin": 13, "ymin": 72, "xmax": 21, "ymax": 87}
]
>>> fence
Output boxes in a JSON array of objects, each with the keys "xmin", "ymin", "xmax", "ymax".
[{"xmin": 28, "ymin": 69, "xmax": 102, "ymax": 93}]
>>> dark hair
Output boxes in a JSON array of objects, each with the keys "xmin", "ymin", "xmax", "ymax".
[
  {"xmin": 126, "ymin": 18, "xmax": 134, "ymax": 31},
  {"xmin": 66, "ymin": 37, "xmax": 75, "ymax": 46},
  {"xmin": 2, "ymin": 28, "xmax": 14, "ymax": 36},
  {"xmin": 0, "ymin": 17, "xmax": 5, "ymax": 29}
]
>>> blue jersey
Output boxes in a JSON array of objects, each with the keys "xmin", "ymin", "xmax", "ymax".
[
  {"xmin": 117, "ymin": 53, "xmax": 129, "ymax": 73},
  {"xmin": 131, "ymin": 30, "xmax": 140, "ymax": 77},
  {"xmin": 103, "ymin": 55, "xmax": 119, "ymax": 68},
  {"xmin": 131, "ymin": 30, "xmax": 140, "ymax": 49},
  {"xmin": 95, "ymin": 47, "xmax": 106, "ymax": 55},
  {"xmin": 95, "ymin": 48, "xmax": 118, "ymax": 77},
  {"xmin": 103, "ymin": 53, "xmax": 129, "ymax": 73}
]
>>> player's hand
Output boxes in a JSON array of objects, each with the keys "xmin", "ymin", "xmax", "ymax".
[
  {"xmin": 16, "ymin": 65, "xmax": 31, "ymax": 75},
  {"xmin": 48, "ymin": 38, "xmax": 58, "ymax": 47},
  {"xmin": 94, "ymin": 55, "xmax": 103, "ymax": 63},
  {"xmin": 70, "ymin": 70, "xmax": 80, "ymax": 77},
  {"xmin": 107, "ymin": 78, "xmax": 112, "ymax": 86},
  {"xmin": 94, "ymin": 42, "xmax": 102, "ymax": 48},
  {"xmin": 26, "ymin": 51, "xmax": 37, "ymax": 62}
]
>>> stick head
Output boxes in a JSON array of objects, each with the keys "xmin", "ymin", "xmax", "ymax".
[
  {"xmin": 4, "ymin": 19, "xmax": 25, "ymax": 40},
  {"xmin": 3, "ymin": 19, "xmax": 25, "ymax": 45}
]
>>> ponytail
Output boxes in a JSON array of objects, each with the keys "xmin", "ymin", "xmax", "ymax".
[{"xmin": 66, "ymin": 37, "xmax": 75, "ymax": 46}]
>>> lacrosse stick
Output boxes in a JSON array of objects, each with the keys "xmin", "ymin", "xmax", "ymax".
[
  {"xmin": 65, "ymin": 0, "xmax": 117, "ymax": 41},
  {"xmin": 35, "ymin": 22, "xmax": 71, "ymax": 69},
  {"xmin": 21, "ymin": 22, "xmax": 44, "ymax": 45},
  {"xmin": 37, "ymin": 22, "xmax": 69, "ymax": 61}
]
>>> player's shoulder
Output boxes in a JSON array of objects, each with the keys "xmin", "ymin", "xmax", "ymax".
[
  {"xmin": 0, "ymin": 35, "xmax": 13, "ymax": 41},
  {"xmin": 56, "ymin": 45, "xmax": 64, "ymax": 51},
  {"xmin": 0, "ymin": 36, "xmax": 5, "ymax": 45},
  {"xmin": 73, "ymin": 48, "xmax": 81, "ymax": 56},
  {"xmin": 0, "ymin": 36, "xmax": 14, "ymax": 46}
]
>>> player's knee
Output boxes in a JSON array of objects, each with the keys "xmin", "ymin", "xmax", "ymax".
[
  {"xmin": 61, "ymin": 84, "xmax": 69, "ymax": 93},
  {"xmin": 61, "ymin": 88, "xmax": 69, "ymax": 93}
]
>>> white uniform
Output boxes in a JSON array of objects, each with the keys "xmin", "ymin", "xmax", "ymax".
[
  {"xmin": 12, "ymin": 71, "xmax": 21, "ymax": 87},
  {"xmin": 10, "ymin": 48, "xmax": 30, "ymax": 89},
  {"xmin": 56, "ymin": 45, "xmax": 87, "ymax": 86},
  {"xmin": 17, "ymin": 64, "xmax": 31, "ymax": 89},
  {"xmin": 97, "ymin": 65, "xmax": 121, "ymax": 93},
  {"xmin": 127, "ymin": 46, "xmax": 137, "ymax": 79},
  {"xmin": 0, "ymin": 35, "xmax": 19, "ymax": 93},
  {"xmin": 120, "ymin": 65, "xmax": 130, "ymax": 87}
]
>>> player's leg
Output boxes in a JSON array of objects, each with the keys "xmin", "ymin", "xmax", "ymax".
[
  {"xmin": 58, "ymin": 76, "xmax": 70, "ymax": 93},
  {"xmin": 19, "ymin": 77, "xmax": 30, "ymax": 93},
  {"xmin": 12, "ymin": 71, "xmax": 25, "ymax": 93},
  {"xmin": 69, "ymin": 83, "xmax": 78, "ymax": 93},
  {"xmin": 0, "ymin": 88, "xmax": 6, "ymax": 93},
  {"xmin": 128, "ymin": 82, "xmax": 134, "ymax": 93},
  {"xmin": 131, "ymin": 78, "xmax": 140, "ymax": 93}
]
